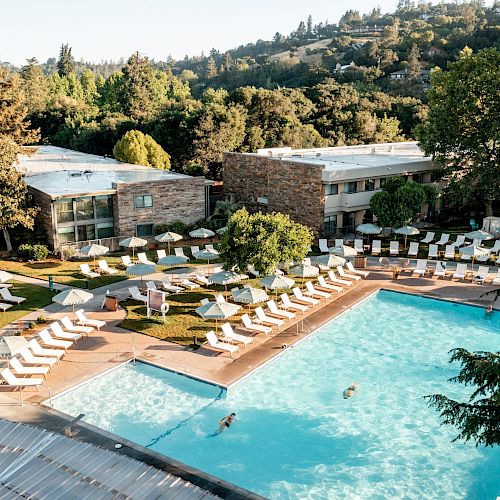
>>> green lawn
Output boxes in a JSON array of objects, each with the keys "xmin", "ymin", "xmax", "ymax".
[{"xmin": 0, "ymin": 281, "xmax": 55, "ymax": 328}]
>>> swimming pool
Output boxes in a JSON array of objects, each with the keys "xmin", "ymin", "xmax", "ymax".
[{"xmin": 52, "ymin": 290, "xmax": 500, "ymax": 498}]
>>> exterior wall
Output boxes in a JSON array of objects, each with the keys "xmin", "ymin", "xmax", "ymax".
[
  {"xmin": 28, "ymin": 187, "xmax": 56, "ymax": 249},
  {"xmin": 114, "ymin": 177, "xmax": 206, "ymax": 237},
  {"xmin": 223, "ymin": 153, "xmax": 325, "ymax": 235}
]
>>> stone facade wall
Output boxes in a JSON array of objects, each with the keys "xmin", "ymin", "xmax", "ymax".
[
  {"xmin": 223, "ymin": 153, "xmax": 325, "ymax": 235},
  {"xmin": 114, "ymin": 177, "xmax": 206, "ymax": 236},
  {"xmin": 28, "ymin": 187, "xmax": 56, "ymax": 249}
]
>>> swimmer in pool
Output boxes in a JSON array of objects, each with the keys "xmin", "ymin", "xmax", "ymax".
[
  {"xmin": 485, "ymin": 304, "xmax": 493, "ymax": 316},
  {"xmin": 343, "ymin": 383, "xmax": 359, "ymax": 399},
  {"xmin": 217, "ymin": 413, "xmax": 236, "ymax": 433}
]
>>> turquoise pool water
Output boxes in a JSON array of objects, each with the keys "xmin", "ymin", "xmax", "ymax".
[{"xmin": 53, "ymin": 291, "xmax": 500, "ymax": 498}]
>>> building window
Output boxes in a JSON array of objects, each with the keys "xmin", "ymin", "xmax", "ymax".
[
  {"xmin": 95, "ymin": 195, "xmax": 113, "ymax": 219},
  {"xmin": 412, "ymin": 173, "xmax": 423, "ymax": 183},
  {"xmin": 55, "ymin": 199, "xmax": 74, "ymax": 223},
  {"xmin": 324, "ymin": 184, "xmax": 338, "ymax": 195},
  {"xmin": 342, "ymin": 212, "xmax": 355, "ymax": 229},
  {"xmin": 323, "ymin": 215, "xmax": 337, "ymax": 236},
  {"xmin": 134, "ymin": 195, "xmax": 153, "ymax": 209},
  {"xmin": 76, "ymin": 197, "xmax": 94, "ymax": 221},
  {"xmin": 77, "ymin": 224, "xmax": 96, "ymax": 242},
  {"xmin": 96, "ymin": 222, "xmax": 114, "ymax": 239},
  {"xmin": 379, "ymin": 178, "xmax": 387, "ymax": 189},
  {"xmin": 57, "ymin": 226, "xmax": 75, "ymax": 243},
  {"xmin": 364, "ymin": 179, "xmax": 375, "ymax": 191},
  {"xmin": 344, "ymin": 181, "xmax": 357, "ymax": 194},
  {"xmin": 136, "ymin": 223, "xmax": 154, "ymax": 237}
]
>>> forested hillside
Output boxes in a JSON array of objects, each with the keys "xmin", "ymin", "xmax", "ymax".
[{"xmin": 2, "ymin": 1, "xmax": 499, "ymax": 180}]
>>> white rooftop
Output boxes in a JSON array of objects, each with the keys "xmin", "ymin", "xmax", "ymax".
[{"xmin": 254, "ymin": 142, "xmax": 434, "ymax": 182}]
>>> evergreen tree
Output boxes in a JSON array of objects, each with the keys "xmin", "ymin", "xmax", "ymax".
[
  {"xmin": 57, "ymin": 44, "xmax": 75, "ymax": 76},
  {"xmin": 307, "ymin": 15, "xmax": 313, "ymax": 35},
  {"xmin": 296, "ymin": 21, "xmax": 307, "ymax": 38},
  {"xmin": 113, "ymin": 129, "xmax": 170, "ymax": 169},
  {"xmin": 20, "ymin": 58, "xmax": 49, "ymax": 114},
  {"xmin": 206, "ymin": 56, "xmax": 218, "ymax": 79}
]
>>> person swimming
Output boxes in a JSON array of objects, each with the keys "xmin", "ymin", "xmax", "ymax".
[
  {"xmin": 343, "ymin": 383, "xmax": 359, "ymax": 399},
  {"xmin": 485, "ymin": 304, "xmax": 494, "ymax": 316},
  {"xmin": 216, "ymin": 413, "xmax": 236, "ymax": 433}
]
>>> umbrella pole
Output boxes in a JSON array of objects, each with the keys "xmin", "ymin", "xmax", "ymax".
[{"xmin": 168, "ymin": 241, "xmax": 171, "ymax": 255}]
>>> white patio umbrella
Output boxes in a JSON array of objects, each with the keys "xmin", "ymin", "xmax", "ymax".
[
  {"xmin": 260, "ymin": 274, "xmax": 295, "ymax": 299},
  {"xmin": 154, "ymin": 232, "xmax": 183, "ymax": 255},
  {"xmin": 216, "ymin": 227, "xmax": 227, "ymax": 235},
  {"xmin": 126, "ymin": 263, "xmax": 156, "ymax": 287},
  {"xmin": 157, "ymin": 255, "xmax": 188, "ymax": 267},
  {"xmin": 0, "ymin": 270, "xmax": 13, "ymax": 283},
  {"xmin": 311, "ymin": 254, "xmax": 346, "ymax": 268},
  {"xmin": 119, "ymin": 237, "xmax": 148, "ymax": 261},
  {"xmin": 329, "ymin": 245, "xmax": 358, "ymax": 258},
  {"xmin": 232, "ymin": 286, "xmax": 269, "ymax": 311},
  {"xmin": 189, "ymin": 228, "xmax": 215, "ymax": 239},
  {"xmin": 192, "ymin": 249, "xmax": 219, "ymax": 273},
  {"xmin": 464, "ymin": 230, "xmax": 493, "ymax": 241},
  {"xmin": 79, "ymin": 243, "xmax": 109, "ymax": 266},
  {"xmin": 356, "ymin": 223, "xmax": 382, "ymax": 235},
  {"xmin": 195, "ymin": 301, "xmax": 241, "ymax": 332},
  {"xmin": 395, "ymin": 226, "xmax": 420, "ymax": 249},
  {"xmin": 289, "ymin": 264, "xmax": 320, "ymax": 278},
  {"xmin": 458, "ymin": 245, "xmax": 490, "ymax": 270},
  {"xmin": 52, "ymin": 289, "xmax": 94, "ymax": 318},
  {"xmin": 209, "ymin": 271, "xmax": 243, "ymax": 295}
]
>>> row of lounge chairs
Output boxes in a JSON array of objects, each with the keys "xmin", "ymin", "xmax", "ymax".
[{"xmin": 413, "ymin": 260, "xmax": 500, "ymax": 284}]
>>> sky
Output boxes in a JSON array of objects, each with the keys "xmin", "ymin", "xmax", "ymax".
[{"xmin": 1, "ymin": 0, "xmax": 401, "ymax": 65}]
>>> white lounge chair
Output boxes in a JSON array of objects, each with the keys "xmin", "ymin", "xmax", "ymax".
[
  {"xmin": 428, "ymin": 244, "xmax": 439, "ymax": 259},
  {"xmin": 305, "ymin": 281, "xmax": 331, "ymax": 300},
  {"xmin": 129, "ymin": 286, "xmax": 147, "ymax": 303},
  {"xmin": 205, "ymin": 244, "xmax": 219, "ymax": 255},
  {"xmin": 354, "ymin": 239, "xmax": 364, "ymax": 254},
  {"xmin": 444, "ymin": 245, "xmax": 455, "ymax": 260},
  {"xmin": 80, "ymin": 263, "xmax": 99, "ymax": 279},
  {"xmin": 221, "ymin": 323, "xmax": 253, "ymax": 347},
  {"xmin": 0, "ymin": 302, "xmax": 12, "ymax": 311},
  {"xmin": 421, "ymin": 232, "xmax": 435, "ymax": 244},
  {"xmin": 174, "ymin": 247, "xmax": 189, "ymax": 261},
  {"xmin": 473, "ymin": 266, "xmax": 490, "ymax": 284},
  {"xmin": 159, "ymin": 279, "xmax": 183, "ymax": 293},
  {"xmin": 433, "ymin": 261, "xmax": 446, "ymax": 279},
  {"xmin": 334, "ymin": 239, "xmax": 344, "ymax": 247},
  {"xmin": 205, "ymin": 331, "xmax": 239, "ymax": 357},
  {"xmin": 121, "ymin": 255, "xmax": 132, "ymax": 267},
  {"xmin": 179, "ymin": 279, "xmax": 199, "ymax": 289},
  {"xmin": 346, "ymin": 261, "xmax": 369, "ymax": 278},
  {"xmin": 75, "ymin": 309, "xmax": 106, "ymax": 330},
  {"xmin": 194, "ymin": 274, "xmax": 210, "ymax": 285},
  {"xmin": 435, "ymin": 233, "xmax": 450, "ymax": 246},
  {"xmin": 254, "ymin": 306, "xmax": 284, "ymax": 327},
  {"xmin": 371, "ymin": 240, "xmax": 381, "ymax": 255},
  {"xmin": 336, "ymin": 266, "xmax": 361, "ymax": 281},
  {"xmin": 10, "ymin": 357, "xmax": 49, "ymax": 378},
  {"xmin": 156, "ymin": 249, "xmax": 167, "ymax": 261},
  {"xmin": 266, "ymin": 300, "xmax": 295, "ymax": 319},
  {"xmin": 19, "ymin": 348, "xmax": 57, "ymax": 367},
  {"xmin": 413, "ymin": 259, "xmax": 428, "ymax": 277},
  {"xmin": 59, "ymin": 316, "xmax": 90, "ymax": 336},
  {"xmin": 489, "ymin": 240, "xmax": 500, "ymax": 255},
  {"xmin": 476, "ymin": 253, "xmax": 490, "ymax": 263},
  {"xmin": 460, "ymin": 251, "xmax": 472, "ymax": 262},
  {"xmin": 190, "ymin": 246, "xmax": 200, "ymax": 256},
  {"xmin": 49, "ymin": 321, "xmax": 82, "ymax": 341},
  {"xmin": 1, "ymin": 367, "xmax": 43, "ymax": 402},
  {"xmin": 241, "ymin": 314, "xmax": 271, "ymax": 335},
  {"xmin": 492, "ymin": 269, "xmax": 500, "ymax": 285},
  {"xmin": 98, "ymin": 260, "xmax": 118, "ymax": 275},
  {"xmin": 327, "ymin": 270, "xmax": 352, "ymax": 287},
  {"xmin": 408, "ymin": 242, "xmax": 419, "ymax": 257},
  {"xmin": 137, "ymin": 252, "xmax": 155, "ymax": 266},
  {"xmin": 452, "ymin": 235, "xmax": 466, "ymax": 248},
  {"xmin": 146, "ymin": 281, "xmax": 159, "ymax": 292},
  {"xmin": 292, "ymin": 287, "xmax": 319, "ymax": 305},
  {"xmin": 28, "ymin": 339, "xmax": 64, "ymax": 360},
  {"xmin": 38, "ymin": 329, "xmax": 72, "ymax": 351},
  {"xmin": 319, "ymin": 239, "xmax": 329, "ymax": 253},
  {"xmin": 280, "ymin": 293, "xmax": 308, "ymax": 312},
  {"xmin": 452, "ymin": 263, "xmax": 468, "ymax": 281},
  {"xmin": 389, "ymin": 241, "xmax": 399, "ymax": 256},
  {"xmin": 318, "ymin": 275, "xmax": 343, "ymax": 293},
  {"xmin": 0, "ymin": 287, "xmax": 25, "ymax": 304}
]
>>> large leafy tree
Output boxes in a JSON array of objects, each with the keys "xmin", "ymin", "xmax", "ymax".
[
  {"xmin": 0, "ymin": 69, "xmax": 40, "ymax": 251},
  {"xmin": 113, "ymin": 129, "xmax": 170, "ymax": 169},
  {"xmin": 416, "ymin": 47, "xmax": 500, "ymax": 216},
  {"xmin": 425, "ymin": 348, "xmax": 500, "ymax": 447},
  {"xmin": 219, "ymin": 208, "xmax": 313, "ymax": 275},
  {"xmin": 20, "ymin": 58, "xmax": 49, "ymax": 114},
  {"xmin": 370, "ymin": 176, "xmax": 437, "ymax": 227}
]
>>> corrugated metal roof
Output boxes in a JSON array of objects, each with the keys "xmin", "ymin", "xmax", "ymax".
[{"xmin": 0, "ymin": 419, "xmax": 219, "ymax": 499}]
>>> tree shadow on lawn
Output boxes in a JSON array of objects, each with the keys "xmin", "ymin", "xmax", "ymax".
[
  {"xmin": 26, "ymin": 261, "xmax": 62, "ymax": 270},
  {"xmin": 171, "ymin": 291, "xmax": 214, "ymax": 305}
]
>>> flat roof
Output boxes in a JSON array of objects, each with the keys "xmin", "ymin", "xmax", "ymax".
[
  {"xmin": 26, "ymin": 169, "xmax": 193, "ymax": 198},
  {"xmin": 252, "ymin": 142, "xmax": 435, "ymax": 182}
]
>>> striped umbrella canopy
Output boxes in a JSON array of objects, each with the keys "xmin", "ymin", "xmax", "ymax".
[
  {"xmin": 52, "ymin": 289, "xmax": 94, "ymax": 317},
  {"xmin": 312, "ymin": 254, "xmax": 346, "ymax": 268},
  {"xmin": 154, "ymin": 232, "xmax": 183, "ymax": 255},
  {"xmin": 119, "ymin": 237, "xmax": 148, "ymax": 261},
  {"xmin": 356, "ymin": 223, "xmax": 382, "ymax": 235},
  {"xmin": 209, "ymin": 271, "xmax": 242, "ymax": 286},
  {"xmin": 464, "ymin": 230, "xmax": 493, "ymax": 241},
  {"xmin": 126, "ymin": 263, "xmax": 156, "ymax": 286},
  {"xmin": 193, "ymin": 249, "xmax": 219, "ymax": 265},
  {"xmin": 395, "ymin": 226, "xmax": 420, "ymax": 248},
  {"xmin": 260, "ymin": 274, "xmax": 295, "ymax": 290},
  {"xmin": 232, "ymin": 286, "xmax": 269, "ymax": 305},
  {"xmin": 195, "ymin": 301, "xmax": 241, "ymax": 332},
  {"xmin": 189, "ymin": 228, "xmax": 215, "ymax": 239},
  {"xmin": 0, "ymin": 270, "xmax": 13, "ymax": 283},
  {"xmin": 79, "ymin": 243, "xmax": 109, "ymax": 265},
  {"xmin": 289, "ymin": 264, "xmax": 319, "ymax": 278},
  {"xmin": 329, "ymin": 245, "xmax": 358, "ymax": 258},
  {"xmin": 157, "ymin": 255, "xmax": 188, "ymax": 267}
]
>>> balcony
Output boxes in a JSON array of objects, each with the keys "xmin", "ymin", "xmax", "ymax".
[{"xmin": 325, "ymin": 190, "xmax": 376, "ymax": 212}]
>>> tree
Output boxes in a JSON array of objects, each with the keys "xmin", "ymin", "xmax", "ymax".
[
  {"xmin": 307, "ymin": 15, "xmax": 313, "ymax": 35},
  {"xmin": 57, "ymin": 44, "xmax": 75, "ymax": 76},
  {"xmin": 206, "ymin": 57, "xmax": 218, "ymax": 79},
  {"xmin": 210, "ymin": 194, "xmax": 240, "ymax": 221},
  {"xmin": 219, "ymin": 208, "xmax": 313, "ymax": 275},
  {"xmin": 416, "ymin": 48, "xmax": 500, "ymax": 216},
  {"xmin": 113, "ymin": 130, "xmax": 171, "ymax": 169},
  {"xmin": 20, "ymin": 58, "xmax": 49, "ymax": 114},
  {"xmin": 425, "ymin": 348, "xmax": 500, "ymax": 447},
  {"xmin": 370, "ymin": 177, "xmax": 437, "ymax": 227}
]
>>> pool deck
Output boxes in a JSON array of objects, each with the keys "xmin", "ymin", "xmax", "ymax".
[{"xmin": 0, "ymin": 267, "xmax": 498, "ymax": 498}]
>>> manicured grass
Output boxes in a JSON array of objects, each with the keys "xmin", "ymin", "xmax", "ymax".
[{"xmin": 0, "ymin": 281, "xmax": 55, "ymax": 328}]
